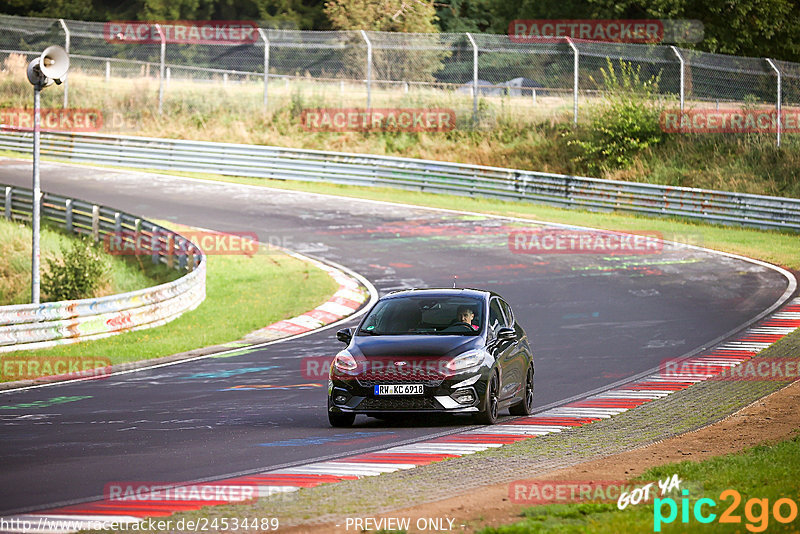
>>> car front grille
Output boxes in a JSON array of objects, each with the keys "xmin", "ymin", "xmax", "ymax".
[
  {"xmin": 357, "ymin": 377, "xmax": 443, "ymax": 387},
  {"xmin": 354, "ymin": 363, "xmax": 447, "ymax": 387},
  {"xmin": 358, "ymin": 396, "xmax": 440, "ymax": 411}
]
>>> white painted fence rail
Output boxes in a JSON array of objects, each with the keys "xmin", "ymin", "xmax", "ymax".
[{"xmin": 0, "ymin": 184, "xmax": 206, "ymax": 352}]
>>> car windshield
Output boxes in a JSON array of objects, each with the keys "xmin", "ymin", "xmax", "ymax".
[{"xmin": 358, "ymin": 295, "xmax": 484, "ymax": 336}]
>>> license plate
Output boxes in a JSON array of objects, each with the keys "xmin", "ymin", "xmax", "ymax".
[{"xmin": 374, "ymin": 384, "xmax": 424, "ymax": 395}]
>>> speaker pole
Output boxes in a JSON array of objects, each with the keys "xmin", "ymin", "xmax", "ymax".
[
  {"xmin": 25, "ymin": 45, "xmax": 68, "ymax": 304},
  {"xmin": 31, "ymin": 83, "xmax": 41, "ymax": 304}
]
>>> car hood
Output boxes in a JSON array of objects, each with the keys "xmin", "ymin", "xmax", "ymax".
[{"xmin": 351, "ymin": 335, "xmax": 481, "ymax": 359}]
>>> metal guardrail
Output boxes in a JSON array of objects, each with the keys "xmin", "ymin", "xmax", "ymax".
[
  {"xmin": 0, "ymin": 183, "xmax": 206, "ymax": 352},
  {"xmin": 0, "ymin": 129, "xmax": 798, "ymax": 231}
]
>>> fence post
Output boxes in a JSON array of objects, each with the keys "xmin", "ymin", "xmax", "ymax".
[
  {"xmin": 670, "ymin": 46, "xmax": 685, "ymax": 112},
  {"xmin": 566, "ymin": 37, "xmax": 578, "ymax": 126},
  {"xmin": 91, "ymin": 205, "xmax": 99, "ymax": 241},
  {"xmin": 155, "ymin": 24, "xmax": 166, "ymax": 115},
  {"xmin": 360, "ymin": 30, "xmax": 372, "ymax": 111},
  {"xmin": 150, "ymin": 224, "xmax": 159, "ymax": 265},
  {"xmin": 105, "ymin": 60, "xmax": 110, "ymax": 82},
  {"xmin": 59, "ymin": 19, "xmax": 70, "ymax": 109},
  {"xmin": 257, "ymin": 28, "xmax": 270, "ymax": 110},
  {"xmin": 765, "ymin": 58, "xmax": 782, "ymax": 148},
  {"xmin": 4, "ymin": 187, "xmax": 10, "ymax": 220},
  {"xmin": 65, "ymin": 198, "xmax": 73, "ymax": 232},
  {"xmin": 465, "ymin": 32, "xmax": 478, "ymax": 124}
]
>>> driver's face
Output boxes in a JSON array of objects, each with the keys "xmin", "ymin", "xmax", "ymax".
[{"xmin": 459, "ymin": 309, "xmax": 474, "ymax": 323}]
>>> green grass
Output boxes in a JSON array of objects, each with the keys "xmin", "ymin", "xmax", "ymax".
[
  {"xmin": 479, "ymin": 434, "xmax": 800, "ymax": 533},
  {"xmin": 1, "ymin": 245, "xmax": 339, "ymax": 375},
  {"xmin": 0, "ymin": 217, "xmax": 177, "ymax": 305}
]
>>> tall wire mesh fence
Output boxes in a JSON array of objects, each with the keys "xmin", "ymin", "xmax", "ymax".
[{"xmin": 0, "ymin": 13, "xmax": 797, "ymax": 145}]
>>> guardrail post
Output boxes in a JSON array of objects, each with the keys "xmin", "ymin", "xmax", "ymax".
[
  {"xmin": 360, "ymin": 30, "xmax": 372, "ymax": 111},
  {"xmin": 155, "ymin": 24, "xmax": 166, "ymax": 115},
  {"xmin": 564, "ymin": 177, "xmax": 572, "ymax": 207},
  {"xmin": 466, "ymin": 32, "xmax": 478, "ymax": 124},
  {"xmin": 150, "ymin": 224, "xmax": 159, "ymax": 265},
  {"xmin": 566, "ymin": 38, "xmax": 579, "ymax": 126},
  {"xmin": 765, "ymin": 58, "xmax": 781, "ymax": 148},
  {"xmin": 91, "ymin": 205, "xmax": 99, "ymax": 241},
  {"xmin": 178, "ymin": 237, "xmax": 188, "ymax": 270},
  {"xmin": 257, "ymin": 28, "xmax": 270, "ymax": 110},
  {"xmin": 59, "ymin": 19, "xmax": 70, "ymax": 109},
  {"xmin": 65, "ymin": 198, "xmax": 73, "ymax": 231},
  {"xmin": 114, "ymin": 212, "xmax": 122, "ymax": 235},
  {"xmin": 164, "ymin": 233, "xmax": 172, "ymax": 269},
  {"xmin": 4, "ymin": 187, "xmax": 10, "ymax": 220},
  {"xmin": 670, "ymin": 46, "xmax": 685, "ymax": 112},
  {"xmin": 134, "ymin": 218, "xmax": 141, "ymax": 257}
]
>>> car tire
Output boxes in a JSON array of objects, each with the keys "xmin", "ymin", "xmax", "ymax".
[
  {"xmin": 509, "ymin": 365, "xmax": 534, "ymax": 416},
  {"xmin": 328, "ymin": 410, "xmax": 355, "ymax": 427},
  {"xmin": 475, "ymin": 372, "xmax": 499, "ymax": 425}
]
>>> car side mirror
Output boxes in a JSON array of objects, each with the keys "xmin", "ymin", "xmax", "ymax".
[
  {"xmin": 496, "ymin": 327, "xmax": 517, "ymax": 341},
  {"xmin": 336, "ymin": 328, "xmax": 353, "ymax": 344}
]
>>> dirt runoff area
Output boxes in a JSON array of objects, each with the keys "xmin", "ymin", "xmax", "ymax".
[{"xmin": 283, "ymin": 379, "xmax": 800, "ymax": 534}]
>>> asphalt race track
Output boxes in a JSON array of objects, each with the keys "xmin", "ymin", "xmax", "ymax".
[{"xmin": 0, "ymin": 159, "xmax": 792, "ymax": 515}]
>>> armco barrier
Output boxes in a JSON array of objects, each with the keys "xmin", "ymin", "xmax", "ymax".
[
  {"xmin": 0, "ymin": 184, "xmax": 206, "ymax": 352},
  {"xmin": 0, "ymin": 129, "xmax": 798, "ymax": 231}
]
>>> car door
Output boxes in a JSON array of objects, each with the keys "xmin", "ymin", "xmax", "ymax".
[
  {"xmin": 499, "ymin": 298, "xmax": 527, "ymax": 399},
  {"xmin": 488, "ymin": 297, "xmax": 518, "ymax": 401}
]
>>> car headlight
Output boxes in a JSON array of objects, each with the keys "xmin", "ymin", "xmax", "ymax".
[
  {"xmin": 333, "ymin": 349, "xmax": 358, "ymax": 372},
  {"xmin": 446, "ymin": 349, "xmax": 485, "ymax": 372}
]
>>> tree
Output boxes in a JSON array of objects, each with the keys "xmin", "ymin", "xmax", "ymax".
[{"xmin": 324, "ymin": 0, "xmax": 438, "ymax": 32}]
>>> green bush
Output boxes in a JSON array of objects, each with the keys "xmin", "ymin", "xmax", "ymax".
[
  {"xmin": 568, "ymin": 60, "xmax": 667, "ymax": 174},
  {"xmin": 42, "ymin": 236, "xmax": 110, "ymax": 302}
]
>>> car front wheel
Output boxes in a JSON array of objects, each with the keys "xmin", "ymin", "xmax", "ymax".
[{"xmin": 328, "ymin": 410, "xmax": 355, "ymax": 427}]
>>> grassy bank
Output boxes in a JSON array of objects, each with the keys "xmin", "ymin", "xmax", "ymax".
[
  {"xmin": 2, "ymin": 54, "xmax": 798, "ymax": 199},
  {"xmin": 0, "ymin": 217, "xmax": 176, "ymax": 305},
  {"xmin": 1, "ymin": 243, "xmax": 339, "ymax": 379},
  {"xmin": 480, "ymin": 433, "xmax": 800, "ymax": 533}
]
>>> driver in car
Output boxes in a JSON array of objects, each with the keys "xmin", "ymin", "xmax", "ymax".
[{"xmin": 455, "ymin": 305, "xmax": 479, "ymax": 330}]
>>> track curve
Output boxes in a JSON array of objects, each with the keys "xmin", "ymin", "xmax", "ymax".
[{"xmin": 0, "ymin": 159, "xmax": 792, "ymax": 515}]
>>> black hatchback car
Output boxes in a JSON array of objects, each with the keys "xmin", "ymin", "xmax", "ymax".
[{"xmin": 327, "ymin": 288, "xmax": 534, "ymax": 427}]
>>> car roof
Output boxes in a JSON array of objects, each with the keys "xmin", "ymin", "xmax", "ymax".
[{"xmin": 382, "ymin": 288, "xmax": 492, "ymax": 301}]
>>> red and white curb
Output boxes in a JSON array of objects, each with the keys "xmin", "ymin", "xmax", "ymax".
[
  {"xmin": 4, "ymin": 298, "xmax": 799, "ymax": 532},
  {"xmin": 242, "ymin": 255, "xmax": 368, "ymax": 342}
]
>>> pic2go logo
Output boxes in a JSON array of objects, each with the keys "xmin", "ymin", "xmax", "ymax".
[{"xmin": 653, "ymin": 489, "xmax": 799, "ymax": 532}]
